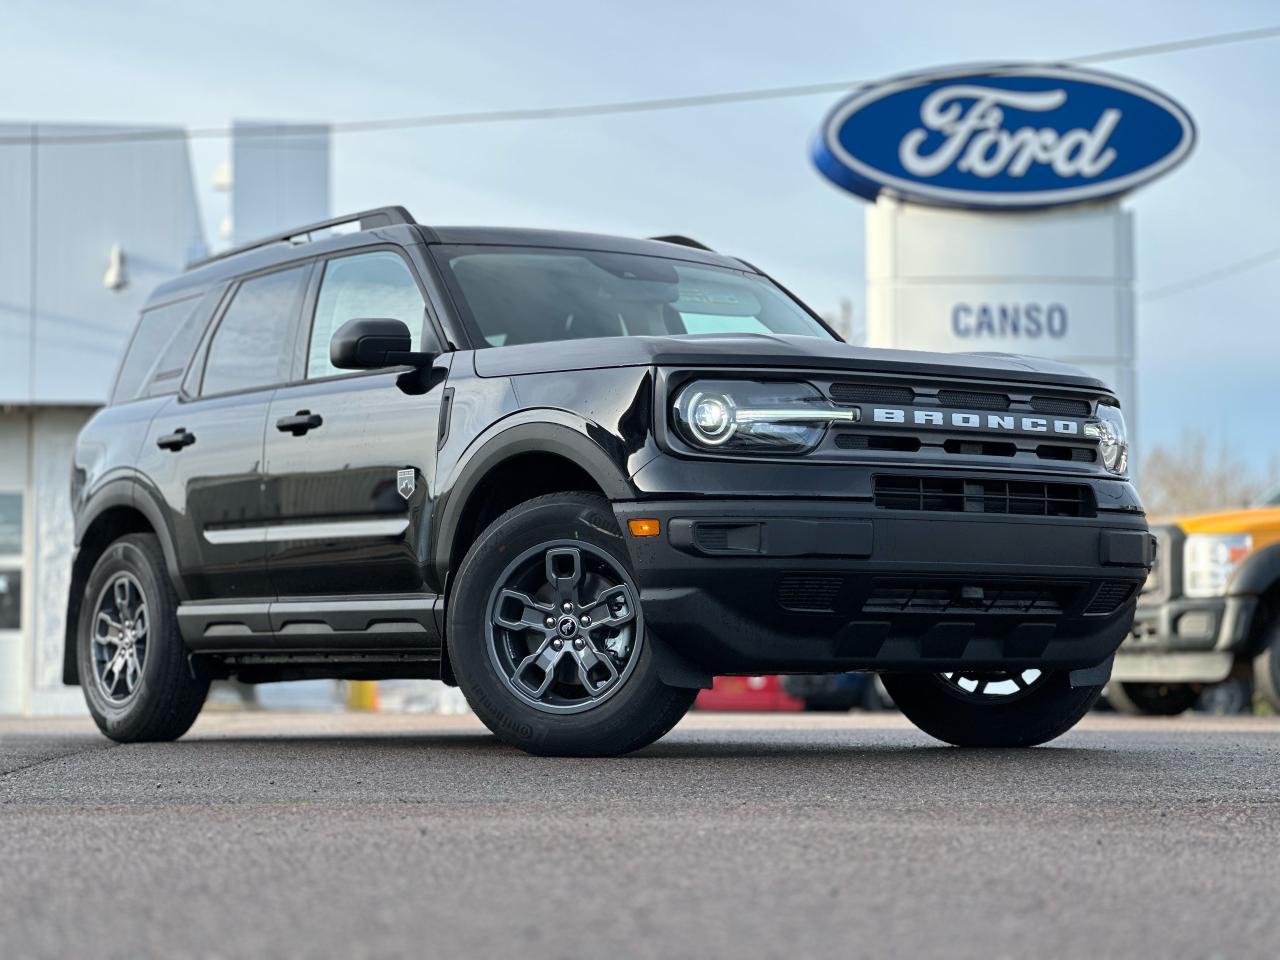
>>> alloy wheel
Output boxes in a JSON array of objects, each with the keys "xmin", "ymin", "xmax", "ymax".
[
  {"xmin": 936, "ymin": 669, "xmax": 1046, "ymax": 703},
  {"xmin": 91, "ymin": 572, "xmax": 149, "ymax": 704},
  {"xmin": 486, "ymin": 541, "xmax": 642, "ymax": 714}
]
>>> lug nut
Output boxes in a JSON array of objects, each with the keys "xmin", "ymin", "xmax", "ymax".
[
  {"xmin": 545, "ymin": 617, "xmax": 555, "ymax": 628},
  {"xmin": 580, "ymin": 615, "xmax": 591, "ymax": 626},
  {"xmin": 562, "ymin": 601, "xmax": 573, "ymax": 613},
  {"xmin": 551, "ymin": 638, "xmax": 563, "ymax": 650},
  {"xmin": 573, "ymin": 638, "xmax": 585, "ymax": 650}
]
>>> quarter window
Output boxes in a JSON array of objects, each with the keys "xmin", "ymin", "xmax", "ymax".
[
  {"xmin": 307, "ymin": 251, "xmax": 427, "ymax": 379},
  {"xmin": 202, "ymin": 266, "xmax": 308, "ymax": 396},
  {"xmin": 112, "ymin": 295, "xmax": 203, "ymax": 403}
]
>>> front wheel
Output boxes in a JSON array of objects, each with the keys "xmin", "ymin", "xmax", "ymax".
[
  {"xmin": 447, "ymin": 492, "xmax": 696, "ymax": 757},
  {"xmin": 1253, "ymin": 621, "xmax": 1280, "ymax": 713},
  {"xmin": 881, "ymin": 669, "xmax": 1102, "ymax": 747}
]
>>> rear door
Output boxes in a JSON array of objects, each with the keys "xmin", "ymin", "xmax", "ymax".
[
  {"xmin": 142, "ymin": 264, "xmax": 310, "ymax": 600},
  {"xmin": 262, "ymin": 247, "xmax": 450, "ymax": 598}
]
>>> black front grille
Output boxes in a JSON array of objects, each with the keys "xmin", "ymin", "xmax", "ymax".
[
  {"xmin": 937, "ymin": 389, "xmax": 1010, "ymax": 410},
  {"xmin": 873, "ymin": 475, "xmax": 1095, "ymax": 518},
  {"xmin": 1030, "ymin": 396, "xmax": 1091, "ymax": 416},
  {"xmin": 1036, "ymin": 444, "xmax": 1097, "ymax": 463},
  {"xmin": 863, "ymin": 580, "xmax": 1066, "ymax": 616},
  {"xmin": 835, "ymin": 433, "xmax": 921, "ymax": 452},
  {"xmin": 830, "ymin": 382, "xmax": 914, "ymax": 405},
  {"xmin": 943, "ymin": 439, "xmax": 1017, "ymax": 458},
  {"xmin": 777, "ymin": 574, "xmax": 844, "ymax": 612},
  {"xmin": 1085, "ymin": 582, "xmax": 1137, "ymax": 615}
]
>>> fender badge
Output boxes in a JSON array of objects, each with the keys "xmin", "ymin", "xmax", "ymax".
[{"xmin": 396, "ymin": 468, "xmax": 416, "ymax": 500}]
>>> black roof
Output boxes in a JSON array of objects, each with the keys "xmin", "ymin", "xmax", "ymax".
[{"xmin": 151, "ymin": 207, "xmax": 751, "ymax": 305}]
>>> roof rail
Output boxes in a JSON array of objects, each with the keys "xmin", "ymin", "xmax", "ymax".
[
  {"xmin": 648, "ymin": 234, "xmax": 715, "ymax": 252},
  {"xmin": 189, "ymin": 206, "xmax": 416, "ymax": 270}
]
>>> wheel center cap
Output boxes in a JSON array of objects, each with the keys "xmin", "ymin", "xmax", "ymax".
[{"xmin": 556, "ymin": 616, "xmax": 579, "ymax": 639}]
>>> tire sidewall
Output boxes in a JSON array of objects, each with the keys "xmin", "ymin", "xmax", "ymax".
[
  {"xmin": 447, "ymin": 494, "xmax": 683, "ymax": 755},
  {"xmin": 77, "ymin": 537, "xmax": 176, "ymax": 737},
  {"xmin": 882, "ymin": 670, "xmax": 1103, "ymax": 747}
]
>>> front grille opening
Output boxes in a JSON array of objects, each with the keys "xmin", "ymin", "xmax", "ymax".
[
  {"xmin": 1036, "ymin": 444, "xmax": 1097, "ymax": 463},
  {"xmin": 777, "ymin": 574, "xmax": 844, "ymax": 612},
  {"xmin": 835, "ymin": 433, "xmax": 921, "ymax": 452},
  {"xmin": 873, "ymin": 475, "xmax": 1095, "ymax": 518},
  {"xmin": 937, "ymin": 389, "xmax": 1010, "ymax": 411},
  {"xmin": 943, "ymin": 439, "xmax": 1017, "ymax": 458},
  {"xmin": 1030, "ymin": 396, "xmax": 1091, "ymax": 416},
  {"xmin": 1085, "ymin": 582, "xmax": 1137, "ymax": 615},
  {"xmin": 829, "ymin": 382, "xmax": 914, "ymax": 405},
  {"xmin": 863, "ymin": 579, "xmax": 1069, "ymax": 616}
]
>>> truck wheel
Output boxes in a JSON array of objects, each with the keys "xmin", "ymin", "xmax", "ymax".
[
  {"xmin": 881, "ymin": 669, "xmax": 1102, "ymax": 747},
  {"xmin": 1253, "ymin": 622, "xmax": 1280, "ymax": 712},
  {"xmin": 1106, "ymin": 681, "xmax": 1199, "ymax": 716},
  {"xmin": 447, "ymin": 492, "xmax": 696, "ymax": 757},
  {"xmin": 76, "ymin": 533, "xmax": 208, "ymax": 742}
]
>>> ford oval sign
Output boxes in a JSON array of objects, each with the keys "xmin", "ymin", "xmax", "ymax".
[{"xmin": 812, "ymin": 64, "xmax": 1195, "ymax": 209}]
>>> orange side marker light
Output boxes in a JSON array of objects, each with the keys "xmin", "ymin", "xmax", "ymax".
[{"xmin": 628, "ymin": 518, "xmax": 661, "ymax": 538}]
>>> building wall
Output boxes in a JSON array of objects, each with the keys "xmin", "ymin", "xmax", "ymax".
[{"xmin": 0, "ymin": 124, "xmax": 206, "ymax": 407}]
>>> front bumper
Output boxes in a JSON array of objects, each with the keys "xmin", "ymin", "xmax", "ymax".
[
  {"xmin": 1113, "ymin": 594, "xmax": 1258, "ymax": 683},
  {"xmin": 614, "ymin": 499, "xmax": 1151, "ymax": 675}
]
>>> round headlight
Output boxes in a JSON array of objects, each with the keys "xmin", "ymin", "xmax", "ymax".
[{"xmin": 684, "ymin": 391, "xmax": 737, "ymax": 446}]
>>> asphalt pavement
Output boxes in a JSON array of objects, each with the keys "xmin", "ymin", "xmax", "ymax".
[{"xmin": 1, "ymin": 709, "xmax": 1277, "ymax": 959}]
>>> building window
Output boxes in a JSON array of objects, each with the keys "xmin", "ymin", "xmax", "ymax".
[{"xmin": 0, "ymin": 492, "xmax": 20, "ymax": 631}]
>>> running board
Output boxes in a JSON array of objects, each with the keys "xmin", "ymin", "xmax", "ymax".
[{"xmin": 177, "ymin": 595, "xmax": 442, "ymax": 654}]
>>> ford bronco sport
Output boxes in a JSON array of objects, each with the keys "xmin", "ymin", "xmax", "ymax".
[
  {"xmin": 1110, "ymin": 486, "xmax": 1280, "ymax": 715},
  {"xmin": 65, "ymin": 207, "xmax": 1152, "ymax": 756}
]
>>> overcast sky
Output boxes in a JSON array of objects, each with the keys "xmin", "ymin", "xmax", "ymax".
[{"xmin": 3, "ymin": 0, "xmax": 1277, "ymax": 473}]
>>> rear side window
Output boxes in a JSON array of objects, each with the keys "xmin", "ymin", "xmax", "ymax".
[
  {"xmin": 111, "ymin": 295, "xmax": 203, "ymax": 403},
  {"xmin": 201, "ymin": 266, "xmax": 308, "ymax": 397}
]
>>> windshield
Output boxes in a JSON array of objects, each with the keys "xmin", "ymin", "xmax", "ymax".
[
  {"xmin": 433, "ymin": 245, "xmax": 834, "ymax": 347},
  {"xmin": 1257, "ymin": 483, "xmax": 1280, "ymax": 507}
]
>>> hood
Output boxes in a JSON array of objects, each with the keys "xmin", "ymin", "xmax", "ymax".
[
  {"xmin": 1163, "ymin": 507, "xmax": 1280, "ymax": 538},
  {"xmin": 472, "ymin": 333, "xmax": 1111, "ymax": 392}
]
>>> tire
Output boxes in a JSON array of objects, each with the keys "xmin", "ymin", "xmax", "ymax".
[
  {"xmin": 1106, "ymin": 681, "xmax": 1199, "ymax": 717},
  {"xmin": 446, "ymin": 492, "xmax": 696, "ymax": 757},
  {"xmin": 881, "ymin": 669, "xmax": 1102, "ymax": 747},
  {"xmin": 1253, "ymin": 622, "xmax": 1280, "ymax": 713},
  {"xmin": 77, "ymin": 533, "xmax": 208, "ymax": 742}
]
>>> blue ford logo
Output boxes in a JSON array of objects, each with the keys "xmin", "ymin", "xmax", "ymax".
[{"xmin": 812, "ymin": 64, "xmax": 1195, "ymax": 209}]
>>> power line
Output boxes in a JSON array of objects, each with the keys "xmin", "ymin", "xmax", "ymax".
[
  {"xmin": 0, "ymin": 24, "xmax": 1277, "ymax": 148},
  {"xmin": 1142, "ymin": 246, "xmax": 1280, "ymax": 301}
]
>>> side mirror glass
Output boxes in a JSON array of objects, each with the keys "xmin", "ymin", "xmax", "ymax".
[{"xmin": 330, "ymin": 318, "xmax": 433, "ymax": 370}]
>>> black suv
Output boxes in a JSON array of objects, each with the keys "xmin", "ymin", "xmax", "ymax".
[{"xmin": 66, "ymin": 207, "xmax": 1152, "ymax": 756}]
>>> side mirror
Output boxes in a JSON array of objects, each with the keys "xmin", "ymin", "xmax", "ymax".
[{"xmin": 330, "ymin": 318, "xmax": 434, "ymax": 370}]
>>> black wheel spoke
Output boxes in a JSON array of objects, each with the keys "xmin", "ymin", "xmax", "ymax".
[{"xmin": 544, "ymin": 547, "xmax": 582, "ymax": 603}]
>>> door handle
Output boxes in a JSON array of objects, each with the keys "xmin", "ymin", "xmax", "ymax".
[
  {"xmin": 156, "ymin": 428, "xmax": 196, "ymax": 451},
  {"xmin": 276, "ymin": 410, "xmax": 323, "ymax": 436}
]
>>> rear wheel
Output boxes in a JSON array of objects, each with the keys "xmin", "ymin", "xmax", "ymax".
[
  {"xmin": 447, "ymin": 492, "xmax": 696, "ymax": 756},
  {"xmin": 1106, "ymin": 681, "xmax": 1199, "ymax": 716},
  {"xmin": 881, "ymin": 668, "xmax": 1102, "ymax": 747},
  {"xmin": 77, "ymin": 533, "xmax": 208, "ymax": 742}
]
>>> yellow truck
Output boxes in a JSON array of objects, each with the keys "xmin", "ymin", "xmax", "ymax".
[{"xmin": 1110, "ymin": 488, "xmax": 1280, "ymax": 714}]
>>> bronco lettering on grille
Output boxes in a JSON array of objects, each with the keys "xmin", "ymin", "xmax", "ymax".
[{"xmin": 872, "ymin": 408, "xmax": 1081, "ymax": 435}]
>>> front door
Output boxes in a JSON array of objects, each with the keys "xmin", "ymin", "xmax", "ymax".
[{"xmin": 262, "ymin": 249, "xmax": 449, "ymax": 598}]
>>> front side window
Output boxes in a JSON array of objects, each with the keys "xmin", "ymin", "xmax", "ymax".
[
  {"xmin": 433, "ymin": 246, "xmax": 833, "ymax": 348},
  {"xmin": 201, "ymin": 266, "xmax": 308, "ymax": 396},
  {"xmin": 307, "ymin": 251, "xmax": 427, "ymax": 379}
]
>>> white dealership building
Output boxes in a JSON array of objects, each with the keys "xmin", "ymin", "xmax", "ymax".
[{"xmin": 0, "ymin": 122, "xmax": 328, "ymax": 714}]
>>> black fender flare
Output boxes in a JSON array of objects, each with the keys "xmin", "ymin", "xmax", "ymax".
[
  {"xmin": 64, "ymin": 475, "xmax": 185, "ymax": 684},
  {"xmin": 431, "ymin": 411, "xmax": 634, "ymax": 585}
]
